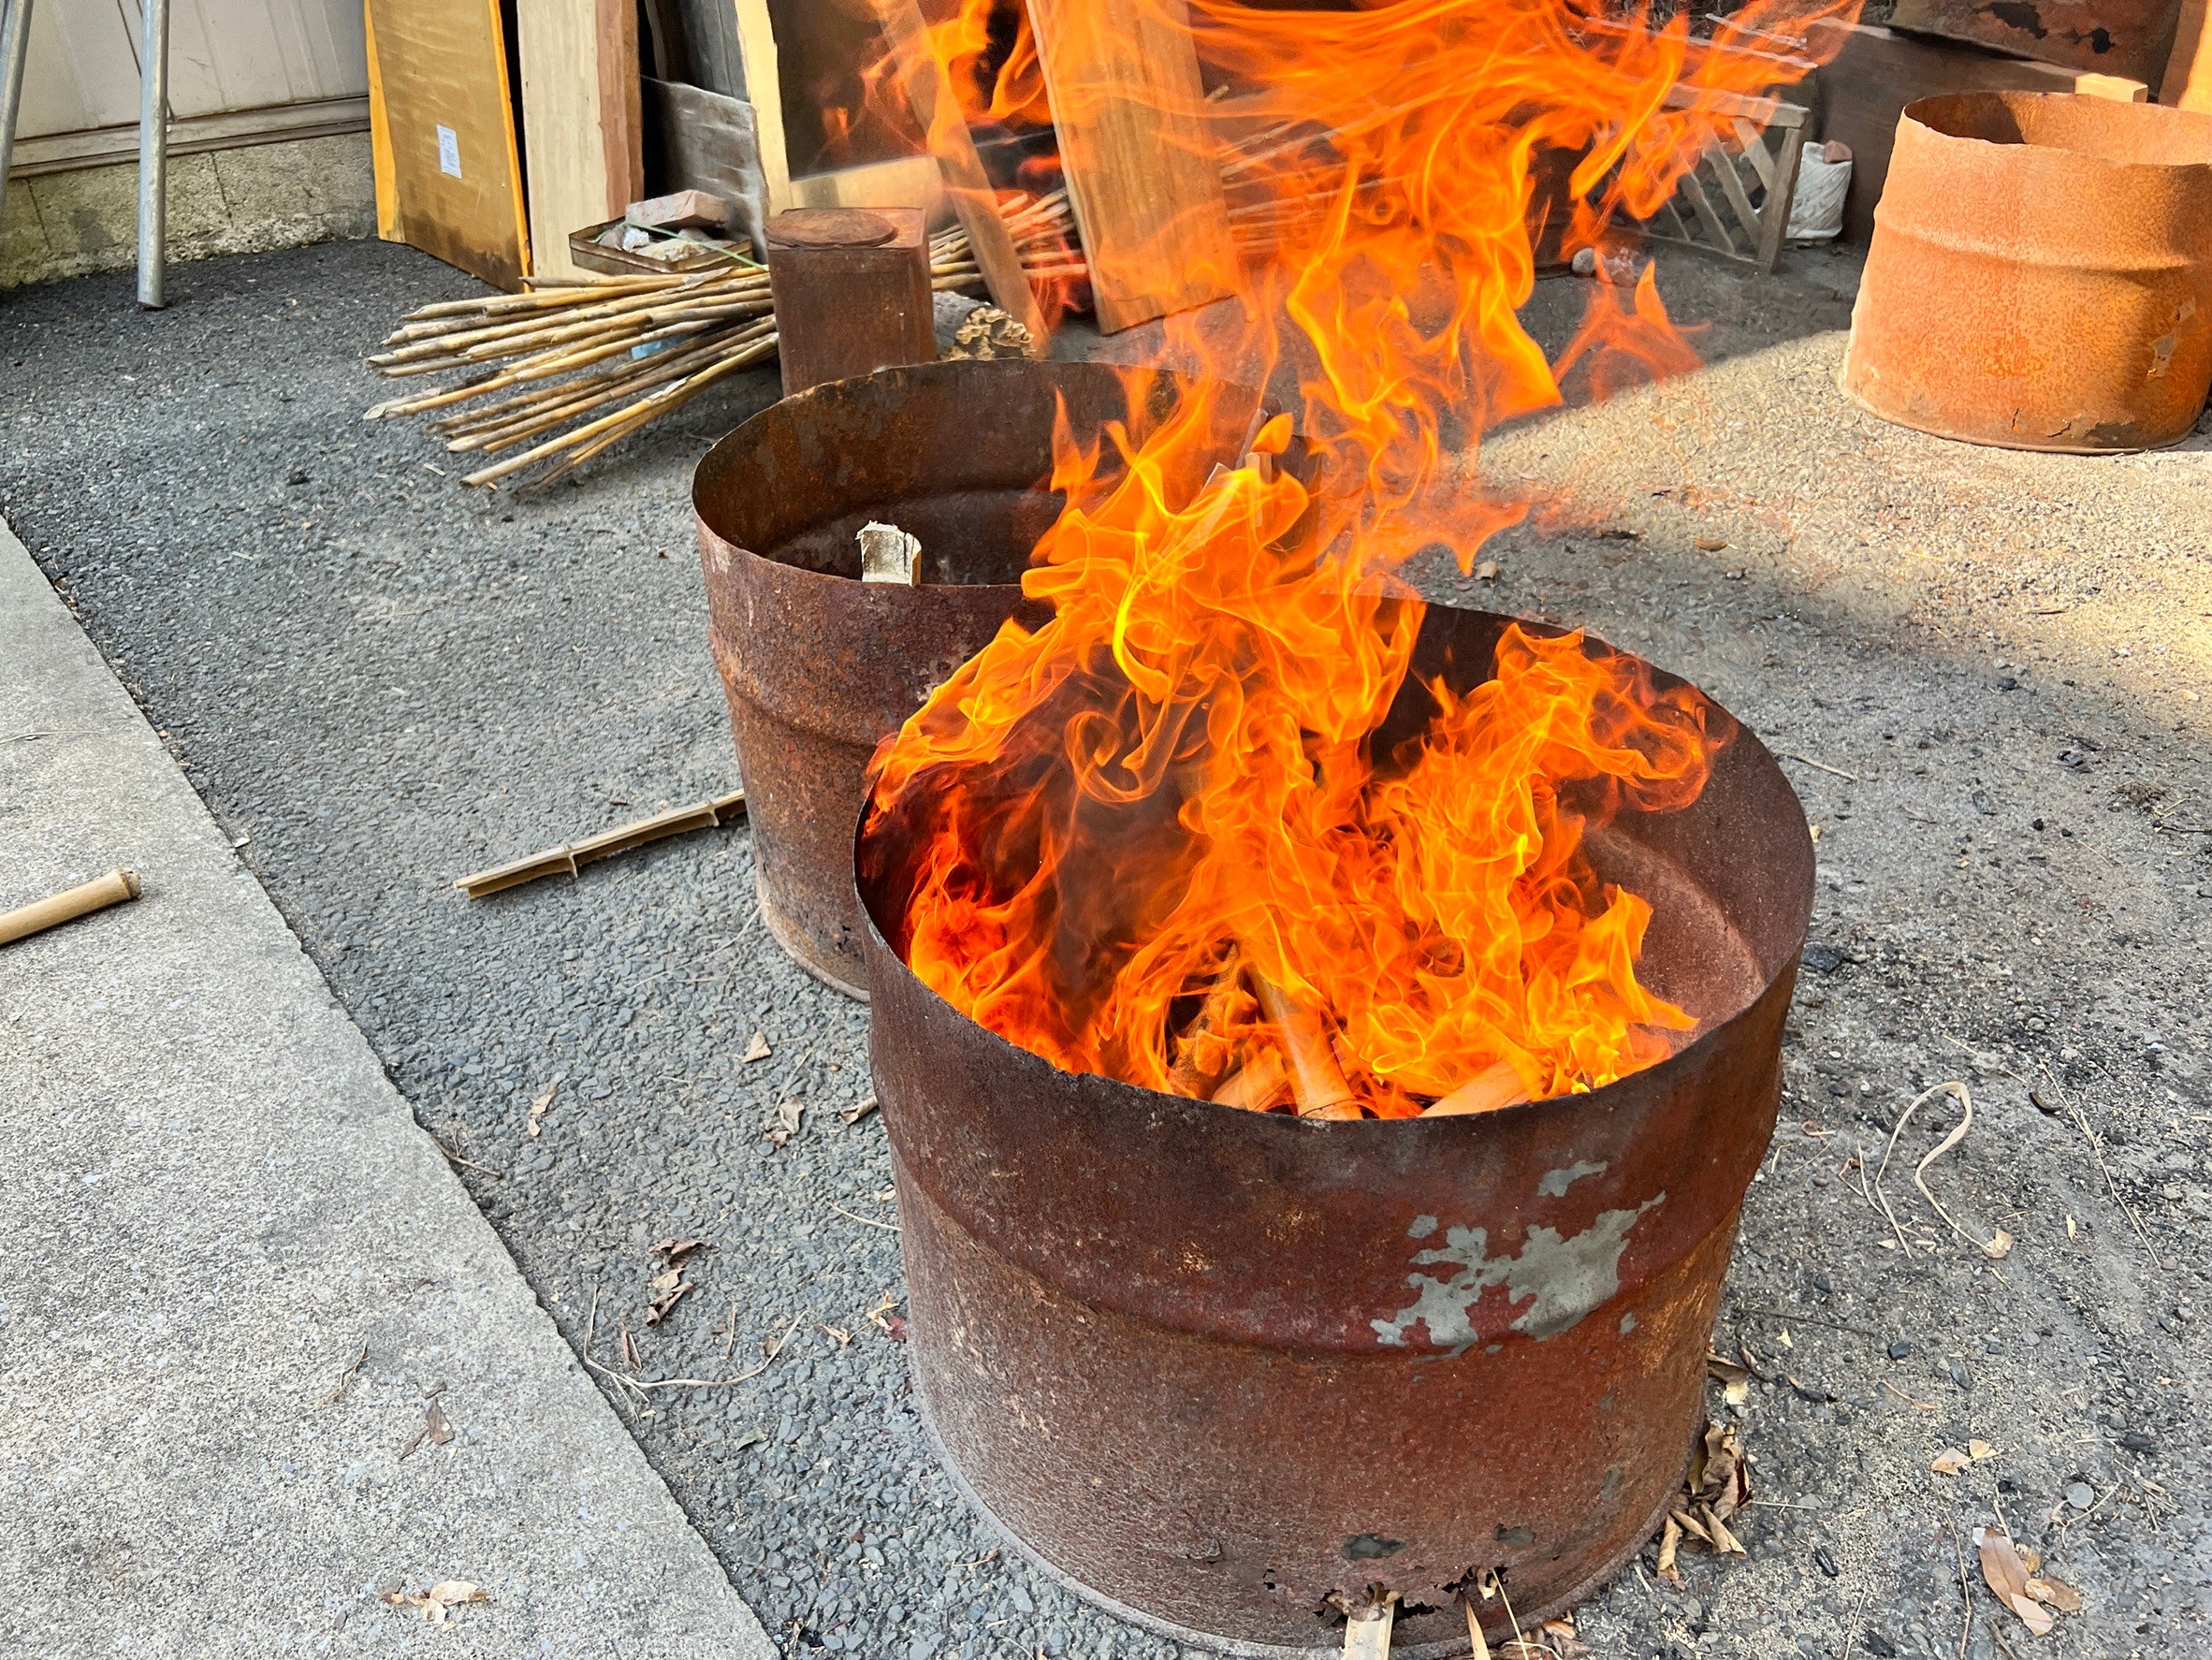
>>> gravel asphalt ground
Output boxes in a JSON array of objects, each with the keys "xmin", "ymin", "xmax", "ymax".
[{"xmin": 4, "ymin": 235, "xmax": 2206, "ymax": 1659}]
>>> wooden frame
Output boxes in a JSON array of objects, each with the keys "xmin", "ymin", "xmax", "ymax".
[{"xmin": 1641, "ymin": 88, "xmax": 1809, "ymax": 274}]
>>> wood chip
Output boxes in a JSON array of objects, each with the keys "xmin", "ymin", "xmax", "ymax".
[
  {"xmin": 1930, "ymin": 1448, "xmax": 1972, "ymax": 1476},
  {"xmin": 839, "ymin": 1095, "xmax": 880, "ymax": 1126},
  {"xmin": 527, "ymin": 1082, "xmax": 556, "ymax": 1138},
  {"xmin": 743, "ymin": 1031, "xmax": 772, "ymax": 1062}
]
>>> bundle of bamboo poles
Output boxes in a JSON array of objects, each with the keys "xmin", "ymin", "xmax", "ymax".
[{"xmin": 365, "ymin": 188, "xmax": 1084, "ymax": 490}]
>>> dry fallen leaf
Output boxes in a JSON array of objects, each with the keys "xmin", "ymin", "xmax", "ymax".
[
  {"xmin": 1474, "ymin": 559, "xmax": 1500, "ymax": 581},
  {"xmin": 380, "ymin": 1579, "xmax": 488, "ymax": 1626},
  {"xmin": 839, "ymin": 1096, "xmax": 879, "ymax": 1126},
  {"xmin": 1968, "ymin": 1438, "xmax": 1997, "ymax": 1461},
  {"xmin": 1695, "ymin": 536, "xmax": 1728, "ymax": 552},
  {"xmin": 743, "ymin": 1031, "xmax": 772, "ymax": 1063},
  {"xmin": 1976, "ymin": 1527, "xmax": 2057, "ymax": 1637},
  {"xmin": 822, "ymin": 1323, "xmax": 851, "ymax": 1347},
  {"xmin": 1537, "ymin": 1614, "xmax": 1590, "ymax": 1658},
  {"xmin": 527, "ymin": 1083, "xmax": 556, "ymax": 1139},
  {"xmin": 766, "ymin": 1099, "xmax": 804, "ymax": 1148},
  {"xmin": 1708, "ymin": 1353, "xmax": 1752, "ymax": 1408},
  {"xmin": 2028, "ymin": 1575, "xmax": 2084, "ymax": 1613},
  {"xmin": 1656, "ymin": 1514, "xmax": 1684, "ymax": 1586},
  {"xmin": 1930, "ymin": 1448, "xmax": 1972, "ymax": 1476},
  {"xmin": 397, "ymin": 1396, "xmax": 454, "ymax": 1460},
  {"xmin": 653, "ymin": 1236, "xmax": 704, "ymax": 1262},
  {"xmin": 647, "ymin": 1274, "xmax": 694, "ymax": 1326},
  {"xmin": 1983, "ymin": 1228, "xmax": 2014, "ymax": 1260}
]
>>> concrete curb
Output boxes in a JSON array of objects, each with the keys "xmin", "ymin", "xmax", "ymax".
[{"xmin": 0, "ymin": 517, "xmax": 772, "ymax": 1657}]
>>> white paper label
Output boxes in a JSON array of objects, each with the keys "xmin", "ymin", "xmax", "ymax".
[{"xmin": 436, "ymin": 124, "xmax": 461, "ymax": 179}]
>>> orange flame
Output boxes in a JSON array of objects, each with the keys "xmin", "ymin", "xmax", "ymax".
[{"xmin": 861, "ymin": 0, "xmax": 1846, "ymax": 1115}]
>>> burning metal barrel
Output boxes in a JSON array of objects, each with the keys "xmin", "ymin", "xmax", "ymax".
[
  {"xmin": 694, "ymin": 362, "xmax": 1200, "ymax": 995},
  {"xmin": 858, "ymin": 610, "xmax": 1812, "ymax": 1655},
  {"xmin": 1839, "ymin": 91, "xmax": 2212, "ymax": 453}
]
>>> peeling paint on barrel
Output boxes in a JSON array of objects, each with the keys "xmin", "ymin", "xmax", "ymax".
[{"xmin": 1372, "ymin": 1195, "xmax": 1666, "ymax": 1347}]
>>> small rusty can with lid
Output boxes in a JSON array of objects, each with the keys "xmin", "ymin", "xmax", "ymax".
[{"xmin": 765, "ymin": 206, "xmax": 936, "ymax": 397}]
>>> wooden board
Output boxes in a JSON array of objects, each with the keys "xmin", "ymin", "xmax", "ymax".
[
  {"xmin": 364, "ymin": 0, "xmax": 531, "ymax": 289},
  {"xmin": 642, "ymin": 77, "xmax": 770, "ymax": 252},
  {"xmin": 2162, "ymin": 0, "xmax": 2212, "ymax": 109},
  {"xmin": 517, "ymin": 0, "xmax": 645, "ymax": 283},
  {"xmin": 1807, "ymin": 21, "xmax": 2145, "ymax": 245},
  {"xmin": 1885, "ymin": 0, "xmax": 2180, "ymax": 86},
  {"xmin": 733, "ymin": 0, "xmax": 794, "ymax": 212},
  {"xmin": 874, "ymin": 0, "xmax": 1044, "ymax": 341},
  {"xmin": 1024, "ymin": 0, "xmax": 1236, "ymax": 333}
]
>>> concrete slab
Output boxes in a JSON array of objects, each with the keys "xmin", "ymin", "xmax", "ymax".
[{"xmin": 0, "ymin": 517, "xmax": 771, "ymax": 1657}]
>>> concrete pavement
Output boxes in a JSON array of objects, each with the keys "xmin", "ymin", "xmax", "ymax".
[{"xmin": 0, "ymin": 515, "xmax": 773, "ymax": 1657}]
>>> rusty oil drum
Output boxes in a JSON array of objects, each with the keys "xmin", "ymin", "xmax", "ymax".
[
  {"xmin": 857, "ymin": 608, "xmax": 1814, "ymax": 1656},
  {"xmin": 1839, "ymin": 91, "xmax": 2212, "ymax": 453},
  {"xmin": 693, "ymin": 362, "xmax": 1187, "ymax": 996}
]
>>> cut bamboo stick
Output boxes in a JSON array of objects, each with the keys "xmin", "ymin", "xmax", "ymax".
[
  {"xmin": 455, "ymin": 791, "xmax": 745, "ymax": 897},
  {"xmin": 0, "ymin": 868, "xmax": 141, "ymax": 948}
]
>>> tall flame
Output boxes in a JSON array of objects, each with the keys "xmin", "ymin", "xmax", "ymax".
[{"xmin": 860, "ymin": 0, "xmax": 1845, "ymax": 1117}]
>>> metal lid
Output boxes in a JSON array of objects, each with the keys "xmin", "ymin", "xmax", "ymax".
[{"xmin": 768, "ymin": 208, "xmax": 898, "ymax": 249}]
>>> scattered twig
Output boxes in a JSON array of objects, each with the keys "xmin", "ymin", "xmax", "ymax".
[
  {"xmin": 1778, "ymin": 751, "xmax": 1860, "ymax": 781},
  {"xmin": 1736, "ymin": 1307, "xmax": 1878, "ymax": 1340},
  {"xmin": 826, "ymin": 1199, "xmax": 900, "ymax": 1231},
  {"xmin": 322, "ymin": 1339, "xmax": 369, "ymax": 1406},
  {"xmin": 1885, "ymin": 1380, "xmax": 1937, "ymax": 1410},
  {"xmin": 1877, "ymin": 1083, "xmax": 2008, "ymax": 1259},
  {"xmin": 429, "ymin": 1134, "xmax": 503, "ymax": 1178},
  {"xmin": 1840, "ymin": 1580, "xmax": 1871, "ymax": 1660},
  {"xmin": 1947, "ymin": 1519, "xmax": 1973, "ymax": 1659}
]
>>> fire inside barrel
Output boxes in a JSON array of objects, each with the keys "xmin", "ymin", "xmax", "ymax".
[{"xmin": 855, "ymin": 0, "xmax": 1836, "ymax": 1119}]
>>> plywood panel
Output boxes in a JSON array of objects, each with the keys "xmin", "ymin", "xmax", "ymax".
[
  {"xmin": 1023, "ymin": 0, "xmax": 1235, "ymax": 332},
  {"xmin": 365, "ymin": 0, "xmax": 530, "ymax": 288},
  {"xmin": 518, "ymin": 0, "xmax": 644, "ymax": 281}
]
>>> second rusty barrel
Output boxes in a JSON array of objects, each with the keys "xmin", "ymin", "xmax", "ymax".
[
  {"xmin": 693, "ymin": 359, "xmax": 1194, "ymax": 996},
  {"xmin": 1839, "ymin": 91, "xmax": 2212, "ymax": 453}
]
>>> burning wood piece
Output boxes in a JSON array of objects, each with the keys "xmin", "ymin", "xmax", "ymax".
[
  {"xmin": 0, "ymin": 867, "xmax": 140, "ymax": 948},
  {"xmin": 1167, "ymin": 950, "xmax": 1248, "ymax": 1096},
  {"xmin": 1425, "ymin": 1060, "xmax": 1532, "ymax": 1117},
  {"xmin": 453, "ymin": 789, "xmax": 746, "ymax": 897},
  {"xmin": 1210, "ymin": 1047, "xmax": 1290, "ymax": 1113},
  {"xmin": 857, "ymin": 522, "xmax": 923, "ymax": 586},
  {"xmin": 1247, "ymin": 972, "xmax": 1361, "ymax": 1120}
]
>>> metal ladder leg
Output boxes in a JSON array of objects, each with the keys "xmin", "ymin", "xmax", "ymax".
[
  {"xmin": 0, "ymin": 0, "xmax": 35, "ymax": 238},
  {"xmin": 137, "ymin": 0, "xmax": 169, "ymax": 309}
]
